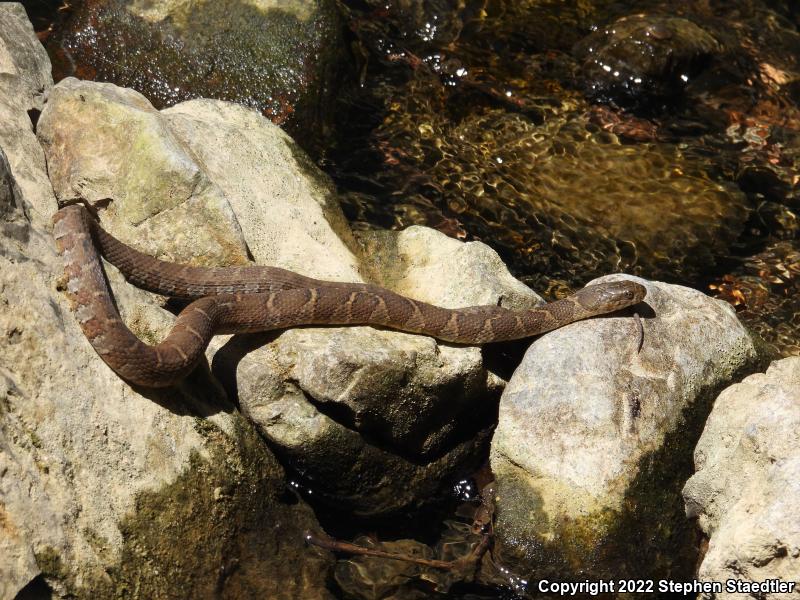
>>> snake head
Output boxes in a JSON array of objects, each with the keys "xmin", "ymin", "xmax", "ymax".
[{"xmin": 577, "ymin": 280, "xmax": 647, "ymax": 313}]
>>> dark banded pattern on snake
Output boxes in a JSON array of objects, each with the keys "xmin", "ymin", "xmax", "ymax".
[{"xmin": 53, "ymin": 204, "xmax": 647, "ymax": 387}]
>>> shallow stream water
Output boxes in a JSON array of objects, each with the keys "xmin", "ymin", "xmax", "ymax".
[{"xmin": 326, "ymin": 0, "xmax": 800, "ymax": 359}]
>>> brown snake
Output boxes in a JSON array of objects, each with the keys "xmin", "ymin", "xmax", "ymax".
[{"xmin": 52, "ymin": 204, "xmax": 647, "ymax": 388}]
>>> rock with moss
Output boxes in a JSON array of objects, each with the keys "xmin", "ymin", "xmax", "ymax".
[
  {"xmin": 1, "ymin": 25, "xmax": 335, "ymax": 599},
  {"xmin": 489, "ymin": 275, "xmax": 761, "ymax": 584},
  {"xmin": 37, "ymin": 77, "xmax": 538, "ymax": 515},
  {"xmin": 683, "ymin": 357, "xmax": 800, "ymax": 595},
  {"xmin": 36, "ymin": 77, "xmax": 255, "ymax": 268},
  {"xmin": 46, "ymin": 0, "xmax": 348, "ymax": 154},
  {"xmin": 0, "ymin": 147, "xmax": 335, "ymax": 600},
  {"xmin": 0, "ymin": 147, "xmax": 336, "ymax": 600}
]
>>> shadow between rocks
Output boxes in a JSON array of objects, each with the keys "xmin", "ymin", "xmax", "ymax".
[{"xmin": 129, "ymin": 362, "xmax": 238, "ymax": 419}]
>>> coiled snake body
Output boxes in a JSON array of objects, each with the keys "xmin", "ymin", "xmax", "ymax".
[{"xmin": 53, "ymin": 204, "xmax": 647, "ymax": 387}]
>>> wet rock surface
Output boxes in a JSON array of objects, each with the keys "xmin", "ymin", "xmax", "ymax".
[
  {"xmin": 490, "ymin": 276, "xmax": 760, "ymax": 582},
  {"xmin": 344, "ymin": 91, "xmax": 749, "ymax": 291},
  {"xmin": 683, "ymin": 357, "xmax": 800, "ymax": 597},
  {"xmin": 573, "ymin": 15, "xmax": 721, "ymax": 109},
  {"xmin": 330, "ymin": 0, "xmax": 800, "ymax": 361},
  {"xmin": 43, "ymin": 0, "xmax": 348, "ymax": 154},
  {"xmin": 710, "ymin": 241, "xmax": 800, "ymax": 356}
]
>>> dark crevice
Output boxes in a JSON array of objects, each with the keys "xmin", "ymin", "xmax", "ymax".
[
  {"xmin": 14, "ymin": 575, "xmax": 54, "ymax": 600},
  {"xmin": 27, "ymin": 108, "xmax": 41, "ymax": 131}
]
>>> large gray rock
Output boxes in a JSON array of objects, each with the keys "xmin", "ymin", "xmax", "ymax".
[
  {"xmin": 36, "ymin": 78, "xmax": 253, "ymax": 268},
  {"xmin": 0, "ymin": 3, "xmax": 51, "ymax": 110},
  {"xmin": 0, "ymin": 146, "xmax": 23, "ymax": 220},
  {"xmin": 0, "ymin": 136, "xmax": 335, "ymax": 600},
  {"xmin": 683, "ymin": 357, "xmax": 800, "ymax": 598},
  {"xmin": 0, "ymin": 143, "xmax": 43, "ymax": 600},
  {"xmin": 1, "ymin": 36, "xmax": 334, "ymax": 600},
  {"xmin": 0, "ymin": 2, "xmax": 56, "ymax": 224},
  {"xmin": 162, "ymin": 98, "xmax": 362, "ymax": 281},
  {"xmin": 490, "ymin": 275, "xmax": 760, "ymax": 582},
  {"xmin": 0, "ymin": 179, "xmax": 336, "ymax": 600}
]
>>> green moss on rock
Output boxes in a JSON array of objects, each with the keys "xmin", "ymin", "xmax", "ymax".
[{"xmin": 35, "ymin": 415, "xmax": 333, "ymax": 599}]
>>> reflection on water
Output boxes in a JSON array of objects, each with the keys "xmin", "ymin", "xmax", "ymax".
[
  {"xmin": 329, "ymin": 0, "xmax": 800, "ymax": 358},
  {"xmin": 357, "ymin": 94, "xmax": 748, "ymax": 291}
]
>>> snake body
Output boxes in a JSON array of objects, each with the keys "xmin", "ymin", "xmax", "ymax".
[{"xmin": 52, "ymin": 204, "xmax": 646, "ymax": 387}]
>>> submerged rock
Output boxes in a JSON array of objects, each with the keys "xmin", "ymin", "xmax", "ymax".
[
  {"xmin": 490, "ymin": 275, "xmax": 760, "ymax": 582},
  {"xmin": 710, "ymin": 240, "xmax": 800, "ymax": 357},
  {"xmin": 334, "ymin": 537, "xmax": 437, "ymax": 600},
  {"xmin": 369, "ymin": 96, "xmax": 748, "ymax": 289},
  {"xmin": 683, "ymin": 357, "xmax": 800, "ymax": 596},
  {"xmin": 46, "ymin": 0, "xmax": 348, "ymax": 154},
  {"xmin": 574, "ymin": 15, "xmax": 721, "ymax": 108}
]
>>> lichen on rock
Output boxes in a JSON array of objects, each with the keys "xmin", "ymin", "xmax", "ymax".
[
  {"xmin": 490, "ymin": 276, "xmax": 762, "ymax": 583},
  {"xmin": 683, "ymin": 357, "xmax": 800, "ymax": 596}
]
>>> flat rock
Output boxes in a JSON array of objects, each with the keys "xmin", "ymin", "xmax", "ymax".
[
  {"xmin": 490, "ymin": 275, "xmax": 760, "ymax": 582},
  {"xmin": 683, "ymin": 357, "xmax": 800, "ymax": 597},
  {"xmin": 356, "ymin": 226, "xmax": 538, "ymax": 311}
]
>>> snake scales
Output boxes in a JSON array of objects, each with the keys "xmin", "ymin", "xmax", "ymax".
[{"xmin": 53, "ymin": 204, "xmax": 647, "ymax": 388}]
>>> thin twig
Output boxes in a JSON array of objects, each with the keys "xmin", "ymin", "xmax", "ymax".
[
  {"xmin": 304, "ymin": 530, "xmax": 492, "ymax": 572},
  {"xmin": 633, "ymin": 312, "xmax": 644, "ymax": 353},
  {"xmin": 454, "ymin": 532, "xmax": 492, "ymax": 570}
]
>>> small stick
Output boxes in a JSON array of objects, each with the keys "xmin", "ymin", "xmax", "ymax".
[
  {"xmin": 633, "ymin": 312, "xmax": 644, "ymax": 353},
  {"xmin": 457, "ymin": 532, "xmax": 492, "ymax": 569},
  {"xmin": 304, "ymin": 531, "xmax": 455, "ymax": 569},
  {"xmin": 304, "ymin": 530, "xmax": 491, "ymax": 572}
]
